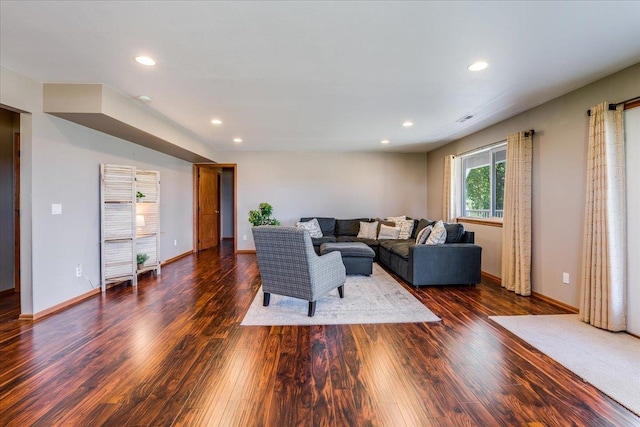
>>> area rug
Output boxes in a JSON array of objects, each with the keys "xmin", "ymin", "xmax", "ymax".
[
  {"xmin": 489, "ymin": 314, "xmax": 640, "ymax": 416},
  {"xmin": 241, "ymin": 263, "xmax": 440, "ymax": 326}
]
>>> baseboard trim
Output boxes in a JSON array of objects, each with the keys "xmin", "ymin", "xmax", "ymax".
[
  {"xmin": 481, "ymin": 271, "xmax": 501, "ymax": 286},
  {"xmin": 481, "ymin": 271, "xmax": 578, "ymax": 313},
  {"xmin": 532, "ymin": 291, "xmax": 579, "ymax": 313},
  {"xmin": 161, "ymin": 250, "xmax": 194, "ymax": 266},
  {"xmin": 19, "ymin": 288, "xmax": 101, "ymax": 321},
  {"xmin": 236, "ymin": 249, "xmax": 256, "ymax": 254}
]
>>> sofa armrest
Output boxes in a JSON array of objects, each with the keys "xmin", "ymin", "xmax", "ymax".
[{"xmin": 408, "ymin": 243, "xmax": 482, "ymax": 286}]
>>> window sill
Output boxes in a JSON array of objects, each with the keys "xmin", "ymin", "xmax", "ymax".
[{"xmin": 456, "ymin": 217, "xmax": 503, "ymax": 228}]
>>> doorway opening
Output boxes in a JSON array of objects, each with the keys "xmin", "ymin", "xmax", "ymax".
[
  {"xmin": 194, "ymin": 164, "xmax": 237, "ymax": 253},
  {"xmin": 0, "ymin": 107, "xmax": 21, "ymax": 319}
]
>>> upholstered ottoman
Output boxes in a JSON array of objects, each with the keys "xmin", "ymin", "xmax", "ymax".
[{"xmin": 319, "ymin": 242, "xmax": 375, "ymax": 275}]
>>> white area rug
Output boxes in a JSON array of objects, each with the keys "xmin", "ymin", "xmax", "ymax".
[
  {"xmin": 241, "ymin": 264, "xmax": 440, "ymax": 326},
  {"xmin": 490, "ymin": 314, "xmax": 640, "ymax": 416}
]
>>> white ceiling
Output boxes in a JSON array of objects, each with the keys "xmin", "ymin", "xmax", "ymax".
[{"xmin": 2, "ymin": 1, "xmax": 639, "ymax": 153}]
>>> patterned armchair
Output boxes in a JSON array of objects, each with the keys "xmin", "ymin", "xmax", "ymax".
[{"xmin": 252, "ymin": 226, "xmax": 346, "ymax": 316}]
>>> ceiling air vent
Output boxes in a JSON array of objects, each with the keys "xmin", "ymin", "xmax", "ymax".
[{"xmin": 456, "ymin": 114, "xmax": 474, "ymax": 123}]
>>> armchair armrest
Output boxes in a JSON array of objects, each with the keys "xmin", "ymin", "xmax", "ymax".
[
  {"xmin": 308, "ymin": 251, "xmax": 346, "ymax": 300},
  {"xmin": 408, "ymin": 243, "xmax": 482, "ymax": 286}
]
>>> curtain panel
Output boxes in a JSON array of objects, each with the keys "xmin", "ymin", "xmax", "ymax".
[
  {"xmin": 579, "ymin": 102, "xmax": 626, "ymax": 332},
  {"xmin": 501, "ymin": 131, "xmax": 532, "ymax": 296},
  {"xmin": 442, "ymin": 155, "xmax": 458, "ymax": 222}
]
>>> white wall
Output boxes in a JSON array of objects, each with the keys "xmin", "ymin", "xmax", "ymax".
[
  {"xmin": 626, "ymin": 107, "xmax": 640, "ymax": 335},
  {"xmin": 1, "ymin": 67, "xmax": 196, "ymax": 315},
  {"xmin": 427, "ymin": 62, "xmax": 640, "ymax": 308},
  {"xmin": 214, "ymin": 151, "xmax": 428, "ymax": 250}
]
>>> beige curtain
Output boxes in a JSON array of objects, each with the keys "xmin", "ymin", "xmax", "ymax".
[
  {"xmin": 579, "ymin": 102, "xmax": 626, "ymax": 332},
  {"xmin": 442, "ymin": 155, "xmax": 458, "ymax": 222},
  {"xmin": 501, "ymin": 131, "xmax": 532, "ymax": 296}
]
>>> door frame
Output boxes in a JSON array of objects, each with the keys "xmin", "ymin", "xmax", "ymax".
[{"xmin": 193, "ymin": 163, "xmax": 237, "ymax": 253}]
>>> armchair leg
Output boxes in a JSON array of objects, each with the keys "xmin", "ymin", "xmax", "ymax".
[
  {"xmin": 263, "ymin": 292, "xmax": 271, "ymax": 306},
  {"xmin": 338, "ymin": 285, "xmax": 344, "ymax": 298},
  {"xmin": 308, "ymin": 301, "xmax": 316, "ymax": 317}
]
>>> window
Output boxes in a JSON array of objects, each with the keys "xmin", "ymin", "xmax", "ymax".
[{"xmin": 460, "ymin": 142, "xmax": 507, "ymax": 219}]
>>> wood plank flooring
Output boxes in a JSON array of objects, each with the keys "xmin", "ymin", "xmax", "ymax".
[{"xmin": 0, "ymin": 241, "xmax": 638, "ymax": 426}]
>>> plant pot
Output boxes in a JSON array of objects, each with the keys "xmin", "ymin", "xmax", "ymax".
[{"xmin": 137, "ymin": 263, "xmax": 144, "ymax": 271}]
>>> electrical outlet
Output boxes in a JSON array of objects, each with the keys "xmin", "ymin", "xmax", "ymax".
[
  {"xmin": 243, "ymin": 234, "xmax": 247, "ymax": 241},
  {"xmin": 562, "ymin": 272, "xmax": 570, "ymax": 284},
  {"xmin": 76, "ymin": 264, "xmax": 82, "ymax": 277},
  {"xmin": 174, "ymin": 239, "xmax": 177, "ymax": 246}
]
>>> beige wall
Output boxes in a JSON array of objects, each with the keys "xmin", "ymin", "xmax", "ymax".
[
  {"xmin": 214, "ymin": 151, "xmax": 428, "ymax": 251},
  {"xmin": 459, "ymin": 222, "xmax": 502, "ymax": 278},
  {"xmin": 427, "ymin": 62, "xmax": 640, "ymax": 308},
  {"xmin": 1, "ymin": 66, "xmax": 199, "ymax": 315}
]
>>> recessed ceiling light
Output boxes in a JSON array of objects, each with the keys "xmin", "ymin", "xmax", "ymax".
[
  {"xmin": 402, "ymin": 121, "xmax": 413, "ymax": 127},
  {"xmin": 468, "ymin": 61, "xmax": 488, "ymax": 71},
  {"xmin": 233, "ymin": 138, "xmax": 243, "ymax": 143},
  {"xmin": 380, "ymin": 139, "xmax": 390, "ymax": 144},
  {"xmin": 211, "ymin": 119, "xmax": 222, "ymax": 125},
  {"xmin": 137, "ymin": 95, "xmax": 151, "ymax": 102},
  {"xmin": 135, "ymin": 56, "xmax": 156, "ymax": 66}
]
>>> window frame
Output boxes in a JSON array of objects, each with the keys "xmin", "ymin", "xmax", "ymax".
[{"xmin": 459, "ymin": 141, "xmax": 507, "ymax": 221}]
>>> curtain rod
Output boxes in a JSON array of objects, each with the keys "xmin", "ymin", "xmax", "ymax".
[
  {"xmin": 586, "ymin": 96, "xmax": 640, "ymax": 116},
  {"xmin": 456, "ymin": 129, "xmax": 535, "ymax": 157}
]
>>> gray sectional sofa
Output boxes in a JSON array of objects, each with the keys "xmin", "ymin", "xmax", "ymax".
[{"xmin": 300, "ymin": 217, "xmax": 481, "ymax": 287}]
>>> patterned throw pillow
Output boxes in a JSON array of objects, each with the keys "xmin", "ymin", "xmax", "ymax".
[
  {"xmin": 425, "ymin": 220, "xmax": 447, "ymax": 245},
  {"xmin": 396, "ymin": 219, "xmax": 415, "ymax": 240},
  {"xmin": 378, "ymin": 224, "xmax": 401, "ymax": 240},
  {"xmin": 416, "ymin": 225, "xmax": 433, "ymax": 244},
  {"xmin": 295, "ymin": 218, "xmax": 323, "ymax": 238},
  {"xmin": 386, "ymin": 215, "xmax": 407, "ymax": 223},
  {"xmin": 357, "ymin": 221, "xmax": 378, "ymax": 239}
]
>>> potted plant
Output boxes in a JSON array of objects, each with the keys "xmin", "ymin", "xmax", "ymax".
[
  {"xmin": 136, "ymin": 191, "xmax": 145, "ymax": 202},
  {"xmin": 248, "ymin": 202, "xmax": 281, "ymax": 226},
  {"xmin": 137, "ymin": 253, "xmax": 149, "ymax": 270}
]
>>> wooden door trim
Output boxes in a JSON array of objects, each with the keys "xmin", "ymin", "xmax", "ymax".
[{"xmin": 193, "ymin": 163, "xmax": 237, "ymax": 254}]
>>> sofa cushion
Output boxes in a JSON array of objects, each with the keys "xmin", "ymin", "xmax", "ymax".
[
  {"xmin": 425, "ymin": 220, "xmax": 447, "ymax": 245},
  {"xmin": 336, "ymin": 218, "xmax": 368, "ymax": 236},
  {"xmin": 409, "ymin": 219, "xmax": 421, "ymax": 239},
  {"xmin": 295, "ymin": 218, "xmax": 323, "ymax": 238},
  {"xmin": 378, "ymin": 224, "xmax": 401, "ymax": 240},
  {"xmin": 311, "ymin": 236, "xmax": 337, "ymax": 246},
  {"xmin": 444, "ymin": 223, "xmax": 465, "ymax": 243},
  {"xmin": 337, "ymin": 235, "xmax": 380, "ymax": 247},
  {"xmin": 301, "ymin": 217, "xmax": 335, "ymax": 236},
  {"xmin": 386, "ymin": 215, "xmax": 407, "ymax": 223},
  {"xmin": 389, "ymin": 240, "xmax": 414, "ymax": 260},
  {"xmin": 357, "ymin": 221, "xmax": 378, "ymax": 239}
]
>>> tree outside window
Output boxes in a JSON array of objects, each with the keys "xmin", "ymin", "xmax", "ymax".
[{"xmin": 461, "ymin": 143, "xmax": 506, "ymax": 219}]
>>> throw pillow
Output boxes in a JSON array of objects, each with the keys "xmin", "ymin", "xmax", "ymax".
[
  {"xmin": 386, "ymin": 215, "xmax": 407, "ymax": 223},
  {"xmin": 415, "ymin": 225, "xmax": 433, "ymax": 244},
  {"xmin": 396, "ymin": 219, "xmax": 415, "ymax": 240},
  {"xmin": 376, "ymin": 218, "xmax": 396, "ymax": 235},
  {"xmin": 425, "ymin": 220, "xmax": 447, "ymax": 245},
  {"xmin": 357, "ymin": 221, "xmax": 378, "ymax": 239},
  {"xmin": 377, "ymin": 224, "xmax": 401, "ymax": 240},
  {"xmin": 295, "ymin": 218, "xmax": 323, "ymax": 238}
]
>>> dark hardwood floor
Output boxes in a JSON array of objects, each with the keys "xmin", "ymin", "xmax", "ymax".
[{"xmin": 0, "ymin": 241, "xmax": 638, "ymax": 426}]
